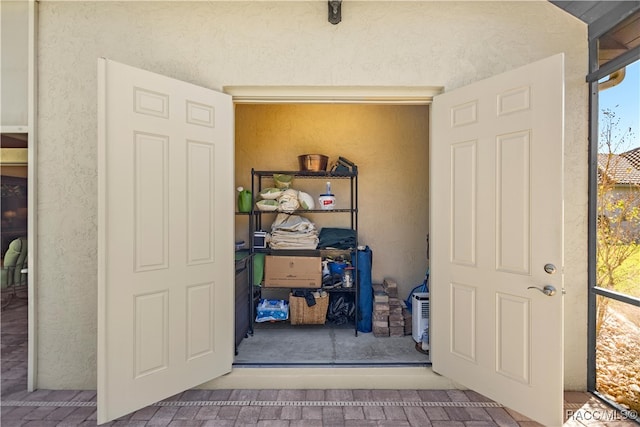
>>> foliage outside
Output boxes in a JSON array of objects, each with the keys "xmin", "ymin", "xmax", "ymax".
[
  {"xmin": 596, "ymin": 108, "xmax": 640, "ymax": 335},
  {"xmin": 596, "ymin": 108, "xmax": 640, "ymax": 412}
]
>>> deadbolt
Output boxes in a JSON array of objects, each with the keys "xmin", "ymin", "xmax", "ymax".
[{"xmin": 544, "ymin": 263, "xmax": 557, "ymax": 275}]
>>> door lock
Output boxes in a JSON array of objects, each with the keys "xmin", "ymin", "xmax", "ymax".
[{"xmin": 527, "ymin": 285, "xmax": 556, "ymax": 296}]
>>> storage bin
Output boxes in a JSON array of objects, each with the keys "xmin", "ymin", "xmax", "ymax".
[{"xmin": 289, "ymin": 292, "xmax": 329, "ymax": 325}]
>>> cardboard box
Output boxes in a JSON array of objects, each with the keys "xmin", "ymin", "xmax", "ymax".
[{"xmin": 264, "ymin": 256, "xmax": 322, "ymax": 288}]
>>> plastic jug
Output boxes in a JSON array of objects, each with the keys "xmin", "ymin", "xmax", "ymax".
[{"xmin": 237, "ymin": 187, "xmax": 252, "ymax": 213}]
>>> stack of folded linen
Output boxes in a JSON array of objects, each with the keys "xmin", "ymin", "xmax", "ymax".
[{"xmin": 269, "ymin": 213, "xmax": 319, "ymax": 249}]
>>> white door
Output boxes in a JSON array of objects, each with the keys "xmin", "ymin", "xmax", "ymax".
[
  {"xmin": 431, "ymin": 54, "xmax": 564, "ymax": 426},
  {"xmin": 97, "ymin": 59, "xmax": 234, "ymax": 424}
]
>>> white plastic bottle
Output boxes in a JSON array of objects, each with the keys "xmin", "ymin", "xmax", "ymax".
[{"xmin": 322, "ymin": 260, "xmax": 330, "ymax": 278}]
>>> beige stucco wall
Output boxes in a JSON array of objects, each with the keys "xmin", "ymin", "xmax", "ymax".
[
  {"xmin": 36, "ymin": 1, "xmax": 588, "ymax": 390},
  {"xmin": 1, "ymin": 0, "xmax": 29, "ymax": 127}
]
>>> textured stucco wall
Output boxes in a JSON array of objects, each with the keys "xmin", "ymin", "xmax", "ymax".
[
  {"xmin": 1, "ymin": 0, "xmax": 29, "ymax": 126},
  {"xmin": 37, "ymin": 1, "xmax": 588, "ymax": 389}
]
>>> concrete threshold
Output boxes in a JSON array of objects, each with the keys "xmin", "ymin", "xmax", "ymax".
[{"xmin": 200, "ymin": 366, "xmax": 462, "ymax": 390}]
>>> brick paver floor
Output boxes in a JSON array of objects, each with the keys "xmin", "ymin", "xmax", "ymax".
[{"xmin": 2, "ymin": 297, "xmax": 637, "ymax": 426}]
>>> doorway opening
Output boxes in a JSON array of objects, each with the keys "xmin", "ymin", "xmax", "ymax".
[
  {"xmin": 587, "ymin": 6, "xmax": 640, "ymax": 416},
  {"xmin": 0, "ymin": 133, "xmax": 29, "ymax": 399},
  {"xmin": 1, "ymin": 133, "xmax": 28, "ymax": 308},
  {"xmin": 232, "ymin": 102, "xmax": 431, "ymax": 366}
]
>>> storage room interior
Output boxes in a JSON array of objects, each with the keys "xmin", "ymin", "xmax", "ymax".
[{"xmin": 233, "ymin": 103, "xmax": 432, "ymax": 365}]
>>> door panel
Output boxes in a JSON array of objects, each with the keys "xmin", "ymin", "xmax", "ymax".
[
  {"xmin": 496, "ymin": 131, "xmax": 530, "ymax": 274},
  {"xmin": 134, "ymin": 132, "xmax": 169, "ymax": 271},
  {"xmin": 450, "ymin": 282, "xmax": 476, "ymax": 362},
  {"xmin": 431, "ymin": 54, "xmax": 564, "ymax": 426},
  {"xmin": 187, "ymin": 141, "xmax": 216, "ymax": 265},
  {"xmin": 451, "ymin": 140, "xmax": 477, "ymax": 266},
  {"xmin": 98, "ymin": 59, "xmax": 234, "ymax": 424}
]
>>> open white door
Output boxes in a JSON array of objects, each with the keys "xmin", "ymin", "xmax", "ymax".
[
  {"xmin": 431, "ymin": 54, "xmax": 564, "ymax": 426},
  {"xmin": 97, "ymin": 59, "xmax": 234, "ymax": 424}
]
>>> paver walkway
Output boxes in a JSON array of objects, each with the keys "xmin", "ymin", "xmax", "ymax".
[{"xmin": 2, "ymin": 297, "xmax": 636, "ymax": 426}]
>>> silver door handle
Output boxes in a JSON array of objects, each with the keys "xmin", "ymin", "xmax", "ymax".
[{"xmin": 527, "ymin": 285, "xmax": 556, "ymax": 296}]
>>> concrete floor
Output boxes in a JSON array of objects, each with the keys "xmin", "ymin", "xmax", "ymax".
[
  {"xmin": 1, "ymin": 296, "xmax": 636, "ymax": 426},
  {"xmin": 234, "ymin": 323, "xmax": 430, "ymax": 366}
]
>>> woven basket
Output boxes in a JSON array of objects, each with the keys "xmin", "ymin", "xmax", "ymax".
[{"xmin": 289, "ymin": 292, "xmax": 329, "ymax": 325}]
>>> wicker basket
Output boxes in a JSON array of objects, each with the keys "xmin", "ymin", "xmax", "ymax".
[{"xmin": 289, "ymin": 292, "xmax": 329, "ymax": 325}]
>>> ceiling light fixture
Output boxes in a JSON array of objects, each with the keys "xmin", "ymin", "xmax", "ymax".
[{"xmin": 328, "ymin": 0, "xmax": 342, "ymax": 25}]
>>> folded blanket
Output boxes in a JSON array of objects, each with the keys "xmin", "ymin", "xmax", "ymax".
[
  {"xmin": 271, "ymin": 213, "xmax": 316, "ymax": 233},
  {"xmin": 318, "ymin": 227, "xmax": 357, "ymax": 249},
  {"xmin": 270, "ymin": 236, "xmax": 319, "ymax": 250},
  {"xmin": 270, "ymin": 214, "xmax": 319, "ymax": 249}
]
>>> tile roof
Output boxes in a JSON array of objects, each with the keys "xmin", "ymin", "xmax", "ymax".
[
  {"xmin": 598, "ymin": 148, "xmax": 640, "ymax": 185},
  {"xmin": 621, "ymin": 146, "xmax": 640, "ymax": 170}
]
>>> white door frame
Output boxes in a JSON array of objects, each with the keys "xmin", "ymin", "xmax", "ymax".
[
  {"xmin": 26, "ymin": 0, "xmax": 38, "ymax": 393},
  {"xmin": 224, "ymin": 86, "xmax": 442, "ymax": 105},
  {"xmin": 219, "ymin": 85, "xmax": 452, "ymax": 389},
  {"xmin": 0, "ymin": 0, "xmax": 39, "ymax": 392}
]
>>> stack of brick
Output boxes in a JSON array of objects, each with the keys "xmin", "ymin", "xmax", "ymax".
[
  {"xmin": 371, "ymin": 278, "xmax": 412, "ymax": 338},
  {"xmin": 372, "ymin": 283, "xmax": 389, "ymax": 337},
  {"xmin": 382, "ymin": 279, "xmax": 405, "ymax": 337},
  {"xmin": 388, "ymin": 298, "xmax": 405, "ymax": 337}
]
